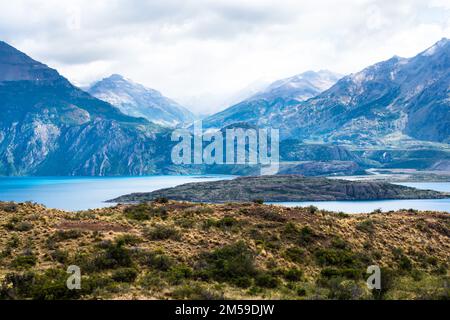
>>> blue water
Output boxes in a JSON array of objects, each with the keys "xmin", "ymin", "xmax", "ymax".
[
  {"xmin": 271, "ymin": 182, "xmax": 450, "ymax": 214},
  {"xmin": 0, "ymin": 175, "xmax": 233, "ymax": 211},
  {"xmin": 0, "ymin": 177, "xmax": 449, "ymax": 213}
]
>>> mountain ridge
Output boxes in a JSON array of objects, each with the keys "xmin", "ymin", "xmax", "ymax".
[{"xmin": 88, "ymin": 74, "xmax": 195, "ymax": 127}]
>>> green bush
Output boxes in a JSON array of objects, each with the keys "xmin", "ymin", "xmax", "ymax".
[
  {"xmin": 308, "ymin": 205, "xmax": 319, "ymax": 214},
  {"xmin": 252, "ymin": 199, "xmax": 264, "ymax": 205},
  {"xmin": 111, "ymin": 268, "xmax": 138, "ymax": 283},
  {"xmin": 50, "ymin": 249, "xmax": 69, "ymax": 264},
  {"xmin": 283, "ymin": 247, "xmax": 306, "ymax": 263},
  {"xmin": 81, "ymin": 240, "xmax": 133, "ymax": 272},
  {"xmin": 255, "ymin": 273, "xmax": 279, "ymax": 288},
  {"xmin": 320, "ymin": 267, "xmax": 362, "ymax": 280},
  {"xmin": 144, "ymin": 224, "xmax": 181, "ymax": 241},
  {"xmin": 315, "ymin": 248, "xmax": 361, "ymax": 268},
  {"xmin": 283, "ymin": 268, "xmax": 304, "ymax": 282},
  {"xmin": 115, "ymin": 234, "xmax": 142, "ymax": 246},
  {"xmin": 136, "ymin": 250, "xmax": 174, "ymax": 271},
  {"xmin": 124, "ymin": 203, "xmax": 168, "ymax": 221},
  {"xmin": 356, "ymin": 220, "xmax": 376, "ymax": 234},
  {"xmin": 167, "ymin": 265, "xmax": 194, "ymax": 284},
  {"xmin": 198, "ymin": 241, "xmax": 256, "ymax": 287},
  {"xmin": 170, "ymin": 283, "xmax": 224, "ymax": 300},
  {"xmin": 283, "ymin": 223, "xmax": 316, "ymax": 245},
  {"xmin": 12, "ymin": 254, "xmax": 37, "ymax": 269},
  {"xmin": 51, "ymin": 229, "xmax": 84, "ymax": 242},
  {"xmin": 153, "ymin": 197, "xmax": 169, "ymax": 204},
  {"xmin": 4, "ymin": 217, "xmax": 33, "ymax": 232}
]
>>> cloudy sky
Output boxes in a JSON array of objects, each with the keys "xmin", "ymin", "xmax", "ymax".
[{"xmin": 0, "ymin": 0, "xmax": 449, "ymax": 114}]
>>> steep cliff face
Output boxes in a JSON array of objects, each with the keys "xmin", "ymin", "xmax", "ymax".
[{"xmin": 0, "ymin": 41, "xmax": 170, "ymax": 176}]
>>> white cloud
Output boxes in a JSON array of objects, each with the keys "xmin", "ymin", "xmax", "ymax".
[{"xmin": 0, "ymin": 0, "xmax": 449, "ymax": 114}]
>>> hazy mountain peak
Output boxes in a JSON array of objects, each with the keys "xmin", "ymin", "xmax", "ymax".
[
  {"xmin": 250, "ymin": 69, "xmax": 342, "ymax": 102},
  {"xmin": 88, "ymin": 75, "xmax": 195, "ymax": 126},
  {"xmin": 421, "ymin": 37, "xmax": 449, "ymax": 56}
]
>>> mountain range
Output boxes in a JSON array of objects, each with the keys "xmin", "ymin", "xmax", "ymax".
[
  {"xmin": 88, "ymin": 74, "xmax": 195, "ymax": 127},
  {"xmin": 205, "ymin": 39, "xmax": 449, "ymax": 148},
  {"xmin": 202, "ymin": 70, "xmax": 342, "ymax": 129},
  {"xmin": 0, "ymin": 41, "xmax": 173, "ymax": 176},
  {"xmin": 0, "ymin": 39, "xmax": 448, "ymax": 176}
]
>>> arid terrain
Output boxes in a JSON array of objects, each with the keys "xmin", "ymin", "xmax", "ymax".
[{"xmin": 0, "ymin": 200, "xmax": 448, "ymax": 300}]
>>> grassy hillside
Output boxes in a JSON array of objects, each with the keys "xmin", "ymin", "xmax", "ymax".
[{"xmin": 0, "ymin": 201, "xmax": 448, "ymax": 300}]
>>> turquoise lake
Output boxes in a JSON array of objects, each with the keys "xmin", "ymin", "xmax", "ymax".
[{"xmin": 0, "ymin": 177, "xmax": 449, "ymax": 213}]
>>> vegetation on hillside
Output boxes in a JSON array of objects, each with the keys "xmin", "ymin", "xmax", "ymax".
[{"xmin": 0, "ymin": 201, "xmax": 448, "ymax": 300}]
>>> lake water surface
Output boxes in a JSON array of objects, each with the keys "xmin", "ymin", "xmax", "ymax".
[
  {"xmin": 0, "ymin": 177, "xmax": 449, "ymax": 213},
  {"xmin": 271, "ymin": 182, "xmax": 450, "ymax": 213},
  {"xmin": 0, "ymin": 176, "xmax": 233, "ymax": 211}
]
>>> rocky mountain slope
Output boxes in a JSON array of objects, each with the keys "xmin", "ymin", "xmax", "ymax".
[
  {"xmin": 278, "ymin": 38, "xmax": 450, "ymax": 146},
  {"xmin": 0, "ymin": 41, "xmax": 173, "ymax": 176},
  {"xmin": 88, "ymin": 74, "xmax": 195, "ymax": 127},
  {"xmin": 109, "ymin": 175, "xmax": 448, "ymax": 203},
  {"xmin": 202, "ymin": 70, "xmax": 341, "ymax": 129}
]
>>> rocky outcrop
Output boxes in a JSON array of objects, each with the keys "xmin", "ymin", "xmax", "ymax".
[{"xmin": 109, "ymin": 175, "xmax": 449, "ymax": 203}]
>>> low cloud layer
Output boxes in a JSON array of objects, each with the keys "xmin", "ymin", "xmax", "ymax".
[{"xmin": 0, "ymin": 0, "xmax": 449, "ymax": 113}]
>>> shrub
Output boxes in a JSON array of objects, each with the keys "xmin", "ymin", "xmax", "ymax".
[
  {"xmin": 296, "ymin": 287, "xmax": 307, "ymax": 297},
  {"xmin": 167, "ymin": 265, "xmax": 194, "ymax": 284},
  {"xmin": 252, "ymin": 199, "xmax": 264, "ymax": 205},
  {"xmin": 51, "ymin": 229, "xmax": 84, "ymax": 242},
  {"xmin": 398, "ymin": 255, "xmax": 413, "ymax": 272},
  {"xmin": 283, "ymin": 268, "xmax": 304, "ymax": 282},
  {"xmin": 356, "ymin": 220, "xmax": 376, "ymax": 234},
  {"xmin": 372, "ymin": 268, "xmax": 396, "ymax": 300},
  {"xmin": 50, "ymin": 249, "xmax": 69, "ymax": 264},
  {"xmin": 175, "ymin": 217, "xmax": 196, "ymax": 229},
  {"xmin": 111, "ymin": 268, "xmax": 138, "ymax": 283},
  {"xmin": 326, "ymin": 278, "xmax": 367, "ymax": 300},
  {"xmin": 331, "ymin": 237, "xmax": 351, "ymax": 250},
  {"xmin": 153, "ymin": 197, "xmax": 169, "ymax": 204},
  {"xmin": 283, "ymin": 223, "xmax": 316, "ymax": 245},
  {"xmin": 255, "ymin": 273, "xmax": 279, "ymax": 288},
  {"xmin": 12, "ymin": 254, "xmax": 37, "ymax": 269},
  {"xmin": 115, "ymin": 234, "xmax": 142, "ymax": 246},
  {"xmin": 170, "ymin": 283, "xmax": 224, "ymax": 300},
  {"xmin": 136, "ymin": 250, "xmax": 174, "ymax": 271},
  {"xmin": 4, "ymin": 217, "xmax": 33, "ymax": 232},
  {"xmin": 0, "ymin": 202, "xmax": 18, "ymax": 213},
  {"xmin": 315, "ymin": 249, "xmax": 361, "ymax": 268},
  {"xmin": 198, "ymin": 241, "xmax": 256, "ymax": 287},
  {"xmin": 308, "ymin": 205, "xmax": 319, "ymax": 214},
  {"xmin": 124, "ymin": 203, "xmax": 168, "ymax": 221},
  {"xmin": 144, "ymin": 224, "xmax": 181, "ymax": 241},
  {"xmin": 320, "ymin": 267, "xmax": 362, "ymax": 280},
  {"xmin": 242, "ymin": 207, "xmax": 286, "ymax": 222},
  {"xmin": 82, "ymin": 241, "xmax": 133, "ymax": 272},
  {"xmin": 0, "ymin": 269, "xmax": 85, "ymax": 300},
  {"xmin": 283, "ymin": 247, "xmax": 306, "ymax": 263}
]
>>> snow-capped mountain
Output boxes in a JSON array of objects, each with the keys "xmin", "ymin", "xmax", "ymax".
[
  {"xmin": 275, "ymin": 38, "xmax": 450, "ymax": 146},
  {"xmin": 204, "ymin": 39, "xmax": 449, "ymax": 148},
  {"xmin": 88, "ymin": 74, "xmax": 195, "ymax": 127},
  {"xmin": 250, "ymin": 70, "xmax": 342, "ymax": 101},
  {"xmin": 202, "ymin": 70, "xmax": 342, "ymax": 129}
]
